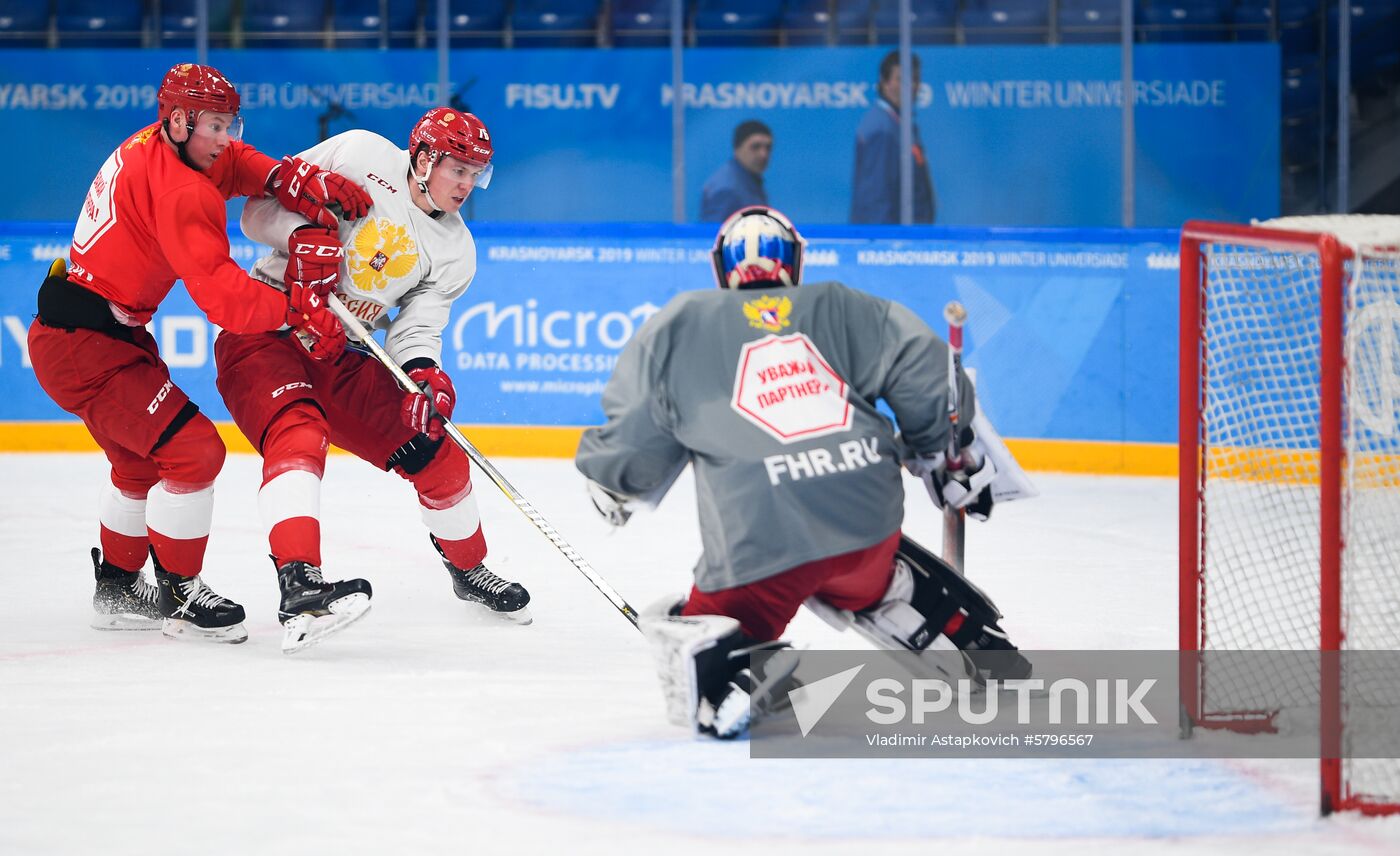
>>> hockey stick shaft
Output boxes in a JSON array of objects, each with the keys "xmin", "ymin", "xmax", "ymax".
[
  {"xmin": 325, "ymin": 294, "xmax": 642, "ymax": 629},
  {"xmin": 942, "ymin": 301, "xmax": 967, "ymax": 575}
]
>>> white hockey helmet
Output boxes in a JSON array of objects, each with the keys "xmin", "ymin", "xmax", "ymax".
[{"xmin": 711, "ymin": 206, "xmax": 806, "ymax": 290}]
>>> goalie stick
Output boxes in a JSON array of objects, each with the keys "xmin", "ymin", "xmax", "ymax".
[
  {"xmin": 942, "ymin": 300, "xmax": 968, "ymax": 575},
  {"xmin": 325, "ymin": 294, "xmax": 642, "ymax": 630}
]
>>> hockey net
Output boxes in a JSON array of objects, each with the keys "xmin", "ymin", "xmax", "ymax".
[{"xmin": 1179, "ymin": 215, "xmax": 1400, "ymax": 816}]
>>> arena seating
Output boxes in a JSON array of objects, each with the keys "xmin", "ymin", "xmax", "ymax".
[
  {"xmin": 692, "ymin": 0, "xmax": 784, "ymax": 46},
  {"xmin": 240, "ymin": 0, "xmax": 324, "ymax": 48},
  {"xmin": 421, "ymin": 0, "xmax": 509, "ymax": 47},
  {"xmin": 610, "ymin": 0, "xmax": 672, "ymax": 46},
  {"xmin": 872, "ymin": 0, "xmax": 957, "ymax": 45},
  {"xmin": 512, "ymin": 0, "xmax": 599, "ymax": 47},
  {"xmin": 961, "ymin": 0, "xmax": 1052, "ymax": 44},
  {"xmin": 0, "ymin": 0, "xmax": 50, "ymax": 46},
  {"xmin": 55, "ymin": 0, "xmax": 144, "ymax": 47},
  {"xmin": 1057, "ymin": 0, "xmax": 1121, "ymax": 44},
  {"xmin": 155, "ymin": 0, "xmax": 233, "ymax": 47},
  {"xmin": 330, "ymin": 0, "xmax": 419, "ymax": 48}
]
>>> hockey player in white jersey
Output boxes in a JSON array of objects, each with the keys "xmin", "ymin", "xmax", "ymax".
[
  {"xmin": 576, "ymin": 206, "xmax": 1031, "ymax": 738},
  {"xmin": 215, "ymin": 108, "xmax": 530, "ymax": 653}
]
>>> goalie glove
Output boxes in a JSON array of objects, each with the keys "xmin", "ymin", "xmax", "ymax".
[
  {"xmin": 907, "ymin": 442, "xmax": 997, "ymax": 521},
  {"xmin": 270, "ymin": 156, "xmax": 373, "ymax": 230},
  {"xmin": 585, "ymin": 479, "xmax": 636, "ymax": 528}
]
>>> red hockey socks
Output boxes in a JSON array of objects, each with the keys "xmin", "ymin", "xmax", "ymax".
[
  {"xmin": 258, "ymin": 403, "xmax": 329, "ymax": 567},
  {"xmin": 409, "ymin": 444, "xmax": 487, "ymax": 570},
  {"xmin": 99, "ymin": 482, "xmax": 150, "ymax": 572},
  {"xmin": 145, "ymin": 414, "xmax": 224, "ymax": 576}
]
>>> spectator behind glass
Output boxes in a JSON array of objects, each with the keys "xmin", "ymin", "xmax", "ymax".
[
  {"xmin": 851, "ymin": 50, "xmax": 936, "ymax": 224},
  {"xmin": 699, "ymin": 120, "xmax": 772, "ymax": 222}
]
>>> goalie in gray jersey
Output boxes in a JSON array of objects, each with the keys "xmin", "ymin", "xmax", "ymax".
[{"xmin": 576, "ymin": 206, "xmax": 1031, "ymax": 739}]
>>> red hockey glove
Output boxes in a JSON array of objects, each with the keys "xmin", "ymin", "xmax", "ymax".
[
  {"xmin": 271, "ymin": 156, "xmax": 373, "ymax": 230},
  {"xmin": 287, "ymin": 227, "xmax": 344, "ymax": 298},
  {"xmin": 286, "ymin": 287, "xmax": 346, "ymax": 362},
  {"xmin": 401, "ymin": 364, "xmax": 455, "ymax": 440}
]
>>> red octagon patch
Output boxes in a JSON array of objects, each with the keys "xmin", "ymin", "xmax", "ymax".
[{"xmin": 730, "ymin": 332, "xmax": 852, "ymax": 444}]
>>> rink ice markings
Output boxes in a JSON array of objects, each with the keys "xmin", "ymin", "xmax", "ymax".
[
  {"xmin": 8, "ymin": 457, "xmax": 1400, "ymax": 852},
  {"xmin": 496, "ymin": 741, "xmax": 1329, "ymax": 844}
]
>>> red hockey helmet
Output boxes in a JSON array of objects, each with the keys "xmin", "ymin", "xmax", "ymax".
[
  {"xmin": 408, "ymin": 107, "xmax": 493, "ymax": 189},
  {"xmin": 157, "ymin": 63, "xmax": 242, "ymax": 137}
]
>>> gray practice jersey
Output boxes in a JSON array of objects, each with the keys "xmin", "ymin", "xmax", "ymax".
[{"xmin": 576, "ymin": 281, "xmax": 974, "ymax": 593}]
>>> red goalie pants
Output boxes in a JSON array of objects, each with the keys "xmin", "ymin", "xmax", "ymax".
[{"xmin": 682, "ymin": 529, "xmax": 901, "ymax": 642}]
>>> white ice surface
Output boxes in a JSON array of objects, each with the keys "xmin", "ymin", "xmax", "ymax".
[{"xmin": 2, "ymin": 453, "xmax": 1399, "ymax": 855}]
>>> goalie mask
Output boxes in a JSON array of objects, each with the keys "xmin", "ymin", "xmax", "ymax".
[{"xmin": 711, "ymin": 206, "xmax": 805, "ymax": 290}]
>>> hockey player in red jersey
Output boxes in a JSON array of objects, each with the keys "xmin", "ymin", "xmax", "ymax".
[
  {"xmin": 28, "ymin": 62, "xmax": 372, "ymax": 644},
  {"xmin": 215, "ymin": 107, "xmax": 529, "ymax": 654}
]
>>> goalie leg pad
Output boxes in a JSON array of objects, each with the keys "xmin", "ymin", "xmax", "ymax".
[
  {"xmin": 639, "ymin": 596, "xmax": 798, "ymax": 739},
  {"xmin": 803, "ymin": 595, "xmax": 854, "ymax": 632},
  {"xmin": 896, "ymin": 535, "xmax": 1003, "ymax": 624},
  {"xmin": 639, "ymin": 603, "xmax": 744, "ymax": 731},
  {"xmin": 852, "ymin": 536, "xmax": 1031, "ymax": 682}
]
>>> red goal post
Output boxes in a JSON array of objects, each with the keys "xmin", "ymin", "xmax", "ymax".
[{"xmin": 1178, "ymin": 216, "xmax": 1400, "ymax": 817}]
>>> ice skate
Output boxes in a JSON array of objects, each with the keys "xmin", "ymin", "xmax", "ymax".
[
  {"xmin": 89, "ymin": 547, "xmax": 161, "ymax": 631},
  {"xmin": 154, "ymin": 562, "xmax": 248, "ymax": 644},
  {"xmin": 275, "ymin": 558, "xmax": 373, "ymax": 654},
  {"xmin": 434, "ymin": 537, "xmax": 532, "ymax": 624},
  {"xmin": 705, "ymin": 642, "xmax": 802, "ymax": 740}
]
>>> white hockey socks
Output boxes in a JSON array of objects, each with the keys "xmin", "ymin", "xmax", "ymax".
[
  {"xmin": 99, "ymin": 482, "xmax": 149, "ymax": 571},
  {"xmin": 145, "ymin": 480, "xmax": 214, "ymax": 575}
]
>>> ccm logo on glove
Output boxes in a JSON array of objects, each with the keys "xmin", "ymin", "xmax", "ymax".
[
  {"xmin": 292, "ymin": 241, "xmax": 345, "ymax": 258},
  {"xmin": 401, "ymin": 363, "xmax": 456, "ymax": 441}
]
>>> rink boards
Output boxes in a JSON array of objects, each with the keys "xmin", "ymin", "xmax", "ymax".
[{"xmin": 0, "ymin": 221, "xmax": 1181, "ymax": 475}]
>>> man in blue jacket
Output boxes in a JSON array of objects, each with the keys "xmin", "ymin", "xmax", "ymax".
[
  {"xmin": 699, "ymin": 120, "xmax": 772, "ymax": 222},
  {"xmin": 851, "ymin": 51, "xmax": 936, "ymax": 224}
]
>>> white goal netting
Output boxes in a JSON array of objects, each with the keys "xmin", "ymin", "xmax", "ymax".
[{"xmin": 1194, "ymin": 214, "xmax": 1400, "ymax": 812}]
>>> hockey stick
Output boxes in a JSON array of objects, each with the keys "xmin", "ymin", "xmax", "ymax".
[
  {"xmin": 324, "ymin": 294, "xmax": 642, "ymax": 629},
  {"xmin": 942, "ymin": 301, "xmax": 967, "ymax": 575}
]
